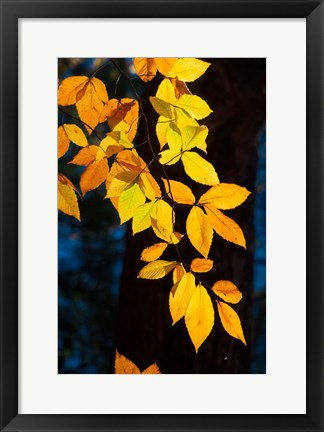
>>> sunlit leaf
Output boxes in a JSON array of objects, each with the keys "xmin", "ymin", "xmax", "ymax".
[
  {"xmin": 156, "ymin": 78, "xmax": 177, "ymax": 105},
  {"xmin": 104, "ymin": 98, "xmax": 139, "ymax": 142},
  {"xmin": 118, "ymin": 182, "xmax": 146, "ymax": 223},
  {"xmin": 132, "ymin": 200, "xmax": 158, "ymax": 235},
  {"xmin": 190, "ymin": 258, "xmax": 213, "ymax": 273},
  {"xmin": 139, "ymin": 173, "xmax": 161, "ymax": 200},
  {"xmin": 63, "ymin": 124, "xmax": 88, "ymax": 147},
  {"xmin": 156, "ymin": 116, "xmax": 171, "ymax": 149},
  {"xmin": 212, "ymin": 280, "xmax": 242, "ymax": 304},
  {"xmin": 58, "ymin": 173, "xmax": 80, "ymax": 221},
  {"xmin": 114, "ymin": 350, "xmax": 140, "ymax": 374},
  {"xmin": 172, "ymin": 263, "xmax": 186, "ymax": 284},
  {"xmin": 169, "ymin": 272, "xmax": 196, "ymax": 324},
  {"xmin": 106, "ymin": 171, "xmax": 139, "ymax": 198},
  {"xmin": 150, "ymin": 96, "xmax": 174, "ymax": 119},
  {"xmin": 69, "ymin": 145, "xmax": 105, "ymax": 166},
  {"xmin": 217, "ymin": 301, "xmax": 246, "ymax": 345},
  {"xmin": 58, "ymin": 126, "xmax": 70, "ymax": 158},
  {"xmin": 155, "ymin": 199, "xmax": 174, "ymax": 233},
  {"xmin": 181, "ymin": 125, "xmax": 208, "ymax": 152},
  {"xmin": 138, "ymin": 260, "xmax": 178, "ymax": 279},
  {"xmin": 155, "ymin": 58, "xmax": 177, "ymax": 76},
  {"xmin": 162, "ymin": 179, "xmax": 195, "ymax": 205},
  {"xmin": 80, "ymin": 158, "xmax": 109, "ymax": 196},
  {"xmin": 186, "ymin": 206, "xmax": 213, "ymax": 258},
  {"xmin": 204, "ymin": 204, "xmax": 246, "ymax": 248},
  {"xmin": 134, "ymin": 58, "xmax": 157, "ymax": 82},
  {"xmin": 141, "ymin": 242, "xmax": 168, "ymax": 262},
  {"xmin": 182, "ymin": 151, "xmax": 219, "ymax": 185},
  {"xmin": 76, "ymin": 78, "xmax": 108, "ymax": 133},
  {"xmin": 199, "ymin": 183, "xmax": 251, "ymax": 209},
  {"xmin": 168, "ymin": 58, "xmax": 210, "ymax": 82},
  {"xmin": 142, "ymin": 363, "xmax": 161, "ymax": 374},
  {"xmin": 58, "ymin": 76, "xmax": 89, "ymax": 106},
  {"xmin": 175, "ymin": 94, "xmax": 212, "ymax": 120},
  {"xmin": 185, "ymin": 284, "xmax": 214, "ymax": 352}
]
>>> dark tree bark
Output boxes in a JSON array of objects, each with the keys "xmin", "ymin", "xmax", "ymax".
[{"xmin": 115, "ymin": 58, "xmax": 266, "ymax": 373}]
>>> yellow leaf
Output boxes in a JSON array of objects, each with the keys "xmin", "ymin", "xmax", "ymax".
[
  {"xmin": 70, "ymin": 145, "xmax": 105, "ymax": 166},
  {"xmin": 150, "ymin": 96, "xmax": 174, "ymax": 119},
  {"xmin": 185, "ymin": 284, "xmax": 214, "ymax": 352},
  {"xmin": 63, "ymin": 124, "xmax": 88, "ymax": 147},
  {"xmin": 58, "ymin": 173, "xmax": 80, "ymax": 221},
  {"xmin": 76, "ymin": 79, "xmax": 108, "ymax": 133},
  {"xmin": 156, "ymin": 78, "xmax": 177, "ymax": 105},
  {"xmin": 139, "ymin": 173, "xmax": 161, "ymax": 200},
  {"xmin": 114, "ymin": 350, "xmax": 140, "ymax": 374},
  {"xmin": 118, "ymin": 182, "xmax": 146, "ymax": 223},
  {"xmin": 170, "ymin": 232, "xmax": 183, "ymax": 245},
  {"xmin": 105, "ymin": 98, "xmax": 139, "ymax": 142},
  {"xmin": 212, "ymin": 280, "xmax": 242, "ymax": 304},
  {"xmin": 217, "ymin": 301, "xmax": 246, "ymax": 345},
  {"xmin": 134, "ymin": 58, "xmax": 157, "ymax": 82},
  {"xmin": 138, "ymin": 260, "xmax": 178, "ymax": 279},
  {"xmin": 58, "ymin": 126, "xmax": 70, "ymax": 158},
  {"xmin": 173, "ymin": 263, "xmax": 186, "ymax": 284},
  {"xmin": 199, "ymin": 183, "xmax": 251, "ymax": 209},
  {"xmin": 156, "ymin": 116, "xmax": 170, "ymax": 149},
  {"xmin": 166, "ymin": 123, "xmax": 182, "ymax": 151},
  {"xmin": 105, "ymin": 161, "xmax": 125, "ymax": 208},
  {"xmin": 106, "ymin": 171, "xmax": 139, "ymax": 198},
  {"xmin": 174, "ymin": 107, "xmax": 200, "ymax": 130},
  {"xmin": 169, "ymin": 272, "xmax": 196, "ymax": 324},
  {"xmin": 181, "ymin": 125, "xmax": 208, "ymax": 152},
  {"xmin": 141, "ymin": 242, "xmax": 168, "ymax": 262},
  {"xmin": 162, "ymin": 179, "xmax": 195, "ymax": 205},
  {"xmin": 80, "ymin": 158, "xmax": 109, "ymax": 196},
  {"xmin": 190, "ymin": 258, "xmax": 213, "ymax": 273},
  {"xmin": 182, "ymin": 151, "xmax": 219, "ymax": 186},
  {"xmin": 155, "ymin": 58, "xmax": 177, "ymax": 76},
  {"xmin": 186, "ymin": 206, "xmax": 213, "ymax": 258},
  {"xmin": 168, "ymin": 58, "xmax": 210, "ymax": 82},
  {"xmin": 142, "ymin": 363, "xmax": 161, "ymax": 374},
  {"xmin": 204, "ymin": 204, "xmax": 246, "ymax": 248},
  {"xmin": 58, "ymin": 76, "xmax": 89, "ymax": 106},
  {"xmin": 155, "ymin": 199, "xmax": 174, "ymax": 233},
  {"xmin": 175, "ymin": 94, "xmax": 212, "ymax": 120},
  {"xmin": 132, "ymin": 200, "xmax": 158, "ymax": 234},
  {"xmin": 159, "ymin": 149, "xmax": 181, "ymax": 166}
]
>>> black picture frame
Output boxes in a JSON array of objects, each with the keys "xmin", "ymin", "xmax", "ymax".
[{"xmin": 1, "ymin": 1, "xmax": 323, "ymax": 431}]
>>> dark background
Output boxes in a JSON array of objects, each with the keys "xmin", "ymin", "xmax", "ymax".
[{"xmin": 58, "ymin": 58, "xmax": 266, "ymax": 374}]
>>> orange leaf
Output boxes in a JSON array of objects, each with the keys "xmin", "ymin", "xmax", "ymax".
[
  {"xmin": 199, "ymin": 183, "xmax": 251, "ymax": 209},
  {"xmin": 154, "ymin": 58, "xmax": 177, "ymax": 76},
  {"xmin": 80, "ymin": 158, "xmax": 109, "ymax": 196},
  {"xmin": 204, "ymin": 204, "xmax": 246, "ymax": 248},
  {"xmin": 134, "ymin": 58, "xmax": 157, "ymax": 82},
  {"xmin": 217, "ymin": 301, "xmax": 246, "ymax": 345},
  {"xmin": 69, "ymin": 145, "xmax": 105, "ymax": 166},
  {"xmin": 162, "ymin": 179, "xmax": 195, "ymax": 205},
  {"xmin": 63, "ymin": 124, "xmax": 88, "ymax": 147},
  {"xmin": 142, "ymin": 363, "xmax": 161, "ymax": 374},
  {"xmin": 105, "ymin": 98, "xmax": 139, "ymax": 142},
  {"xmin": 114, "ymin": 350, "xmax": 140, "ymax": 374},
  {"xmin": 76, "ymin": 78, "xmax": 108, "ymax": 133},
  {"xmin": 141, "ymin": 242, "xmax": 168, "ymax": 262},
  {"xmin": 212, "ymin": 280, "xmax": 242, "ymax": 304},
  {"xmin": 58, "ymin": 76, "xmax": 89, "ymax": 106},
  {"xmin": 58, "ymin": 126, "xmax": 70, "ymax": 158},
  {"xmin": 190, "ymin": 258, "xmax": 213, "ymax": 273}
]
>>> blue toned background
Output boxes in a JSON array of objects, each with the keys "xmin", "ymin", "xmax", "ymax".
[{"xmin": 58, "ymin": 58, "xmax": 266, "ymax": 374}]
